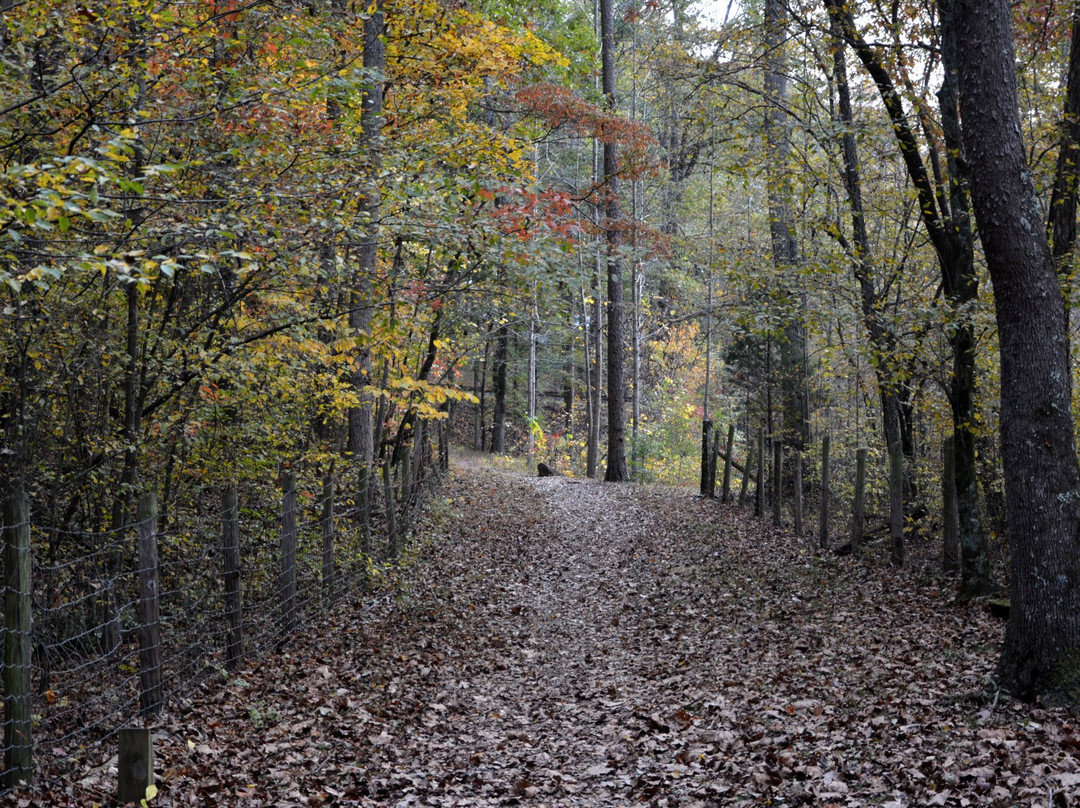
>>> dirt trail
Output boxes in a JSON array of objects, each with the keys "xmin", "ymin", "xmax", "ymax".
[{"xmin": 59, "ymin": 458, "xmax": 1080, "ymax": 807}]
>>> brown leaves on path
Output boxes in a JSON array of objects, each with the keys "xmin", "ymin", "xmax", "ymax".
[{"xmin": 39, "ymin": 457, "xmax": 1080, "ymax": 806}]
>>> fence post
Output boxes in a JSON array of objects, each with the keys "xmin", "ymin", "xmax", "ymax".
[
  {"xmin": 382, "ymin": 457, "xmax": 398, "ymax": 558},
  {"xmin": 222, "ymin": 486, "xmax": 242, "ymax": 672},
  {"xmin": 793, "ymin": 452, "xmax": 803, "ymax": 536},
  {"xmin": 721, "ymin": 423, "xmax": 735, "ymax": 503},
  {"xmin": 136, "ymin": 493, "xmax": 163, "ymax": 716},
  {"xmin": 280, "ymin": 473, "xmax": 299, "ymax": 637},
  {"xmin": 359, "ymin": 460, "xmax": 372, "ymax": 556},
  {"xmin": 411, "ymin": 419, "xmax": 424, "ymax": 498},
  {"xmin": 438, "ymin": 407, "xmax": 450, "ymax": 474},
  {"xmin": 943, "ymin": 436, "xmax": 960, "ymax": 572},
  {"xmin": 3, "ymin": 492, "xmax": 31, "ymax": 788},
  {"xmin": 818, "ymin": 434, "xmax": 831, "ymax": 551},
  {"xmin": 739, "ymin": 433, "xmax": 753, "ymax": 507},
  {"xmin": 889, "ymin": 443, "xmax": 905, "ymax": 567},
  {"xmin": 708, "ymin": 429, "xmax": 720, "ymax": 498},
  {"xmin": 699, "ymin": 419, "xmax": 712, "ymax": 497},
  {"xmin": 755, "ymin": 427, "xmax": 765, "ymax": 517},
  {"xmin": 772, "ymin": 440, "xmax": 783, "ymax": 526},
  {"xmin": 851, "ymin": 448, "xmax": 866, "ymax": 552},
  {"xmin": 117, "ymin": 727, "xmax": 153, "ymax": 803},
  {"xmin": 400, "ymin": 431, "xmax": 414, "ymax": 511},
  {"xmin": 320, "ymin": 473, "xmax": 336, "ymax": 607}
]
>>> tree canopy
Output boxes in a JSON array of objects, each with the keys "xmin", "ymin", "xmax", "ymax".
[{"xmin": 5, "ymin": 0, "xmax": 1080, "ymax": 707}]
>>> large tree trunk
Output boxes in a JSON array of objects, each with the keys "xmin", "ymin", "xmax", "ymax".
[
  {"xmin": 955, "ymin": 0, "xmax": 1080, "ymax": 704},
  {"xmin": 937, "ymin": 0, "xmax": 990, "ymax": 597},
  {"xmin": 600, "ymin": 0, "xmax": 628, "ymax": 481}
]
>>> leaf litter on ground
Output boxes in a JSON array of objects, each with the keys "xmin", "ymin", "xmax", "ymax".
[{"xmin": 21, "ymin": 455, "xmax": 1080, "ymax": 806}]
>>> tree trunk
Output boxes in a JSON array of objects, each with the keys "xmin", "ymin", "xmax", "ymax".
[
  {"xmin": 472, "ymin": 358, "xmax": 484, "ymax": 451},
  {"xmin": 936, "ymin": 0, "xmax": 989, "ymax": 597},
  {"xmin": 956, "ymin": 0, "xmax": 1080, "ymax": 704},
  {"xmin": 763, "ymin": 0, "xmax": 809, "ymax": 453},
  {"xmin": 600, "ymin": 0, "xmax": 628, "ymax": 482},
  {"xmin": 490, "ymin": 323, "xmax": 509, "ymax": 453},
  {"xmin": 1047, "ymin": 1, "xmax": 1080, "ymax": 269},
  {"xmin": 527, "ymin": 302, "xmax": 538, "ymax": 458},
  {"xmin": 347, "ymin": 0, "xmax": 384, "ymax": 549}
]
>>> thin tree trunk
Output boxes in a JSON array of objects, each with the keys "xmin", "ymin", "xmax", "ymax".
[
  {"xmin": 347, "ymin": 0, "xmax": 384, "ymax": 550},
  {"xmin": 832, "ymin": 15, "xmax": 908, "ymax": 497},
  {"xmin": 527, "ymin": 302, "xmax": 538, "ymax": 459},
  {"xmin": 764, "ymin": 0, "xmax": 809, "ymax": 453},
  {"xmin": 819, "ymin": 434, "xmax": 830, "ymax": 550},
  {"xmin": 1047, "ymin": 1, "xmax": 1080, "ymax": 269},
  {"xmin": 491, "ymin": 323, "xmax": 509, "ymax": 453},
  {"xmin": 601, "ymin": 0, "xmax": 627, "ymax": 482},
  {"xmin": 472, "ymin": 359, "xmax": 484, "ymax": 451}
]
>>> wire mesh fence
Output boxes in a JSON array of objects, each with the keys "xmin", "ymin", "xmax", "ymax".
[{"xmin": 0, "ymin": 444, "xmax": 446, "ymax": 795}]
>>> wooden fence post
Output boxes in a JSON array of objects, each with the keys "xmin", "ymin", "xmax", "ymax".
[
  {"xmin": 136, "ymin": 493, "xmax": 163, "ymax": 716},
  {"xmin": 739, "ymin": 433, "xmax": 753, "ymax": 507},
  {"xmin": 439, "ymin": 407, "xmax": 450, "ymax": 474},
  {"xmin": 359, "ymin": 459, "xmax": 372, "ymax": 556},
  {"xmin": 772, "ymin": 440, "xmax": 783, "ymax": 526},
  {"xmin": 851, "ymin": 448, "xmax": 866, "ymax": 552},
  {"xmin": 721, "ymin": 423, "xmax": 735, "ymax": 504},
  {"xmin": 793, "ymin": 452, "xmax": 803, "ymax": 536},
  {"xmin": 280, "ymin": 473, "xmax": 299, "ymax": 637},
  {"xmin": 818, "ymin": 435, "xmax": 831, "ymax": 550},
  {"xmin": 943, "ymin": 436, "xmax": 960, "ymax": 572},
  {"xmin": 400, "ymin": 430, "xmax": 415, "ymax": 511},
  {"xmin": 3, "ymin": 493, "xmax": 32, "ymax": 787},
  {"xmin": 889, "ymin": 443, "xmax": 905, "ymax": 567},
  {"xmin": 117, "ymin": 727, "xmax": 153, "ymax": 803},
  {"xmin": 222, "ymin": 486, "xmax": 242, "ymax": 672},
  {"xmin": 755, "ymin": 427, "xmax": 765, "ymax": 517},
  {"xmin": 700, "ymin": 419, "xmax": 712, "ymax": 497},
  {"xmin": 708, "ymin": 429, "xmax": 721, "ymax": 498},
  {"xmin": 382, "ymin": 457, "xmax": 397, "ymax": 557},
  {"xmin": 410, "ymin": 419, "xmax": 424, "ymax": 501},
  {"xmin": 321, "ymin": 473, "xmax": 336, "ymax": 607}
]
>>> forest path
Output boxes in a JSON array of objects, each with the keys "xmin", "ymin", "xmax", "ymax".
[{"xmin": 129, "ymin": 456, "xmax": 1080, "ymax": 807}]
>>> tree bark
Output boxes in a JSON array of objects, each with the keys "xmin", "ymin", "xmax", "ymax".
[
  {"xmin": 955, "ymin": 0, "xmax": 1080, "ymax": 704},
  {"xmin": 601, "ymin": 0, "xmax": 628, "ymax": 481},
  {"xmin": 938, "ymin": 0, "xmax": 990, "ymax": 598}
]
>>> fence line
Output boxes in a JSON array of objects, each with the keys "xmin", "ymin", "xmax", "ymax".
[{"xmin": 1, "ymin": 446, "xmax": 445, "ymax": 794}]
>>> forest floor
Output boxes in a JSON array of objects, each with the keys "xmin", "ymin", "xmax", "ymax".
[{"xmin": 41, "ymin": 454, "xmax": 1080, "ymax": 806}]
